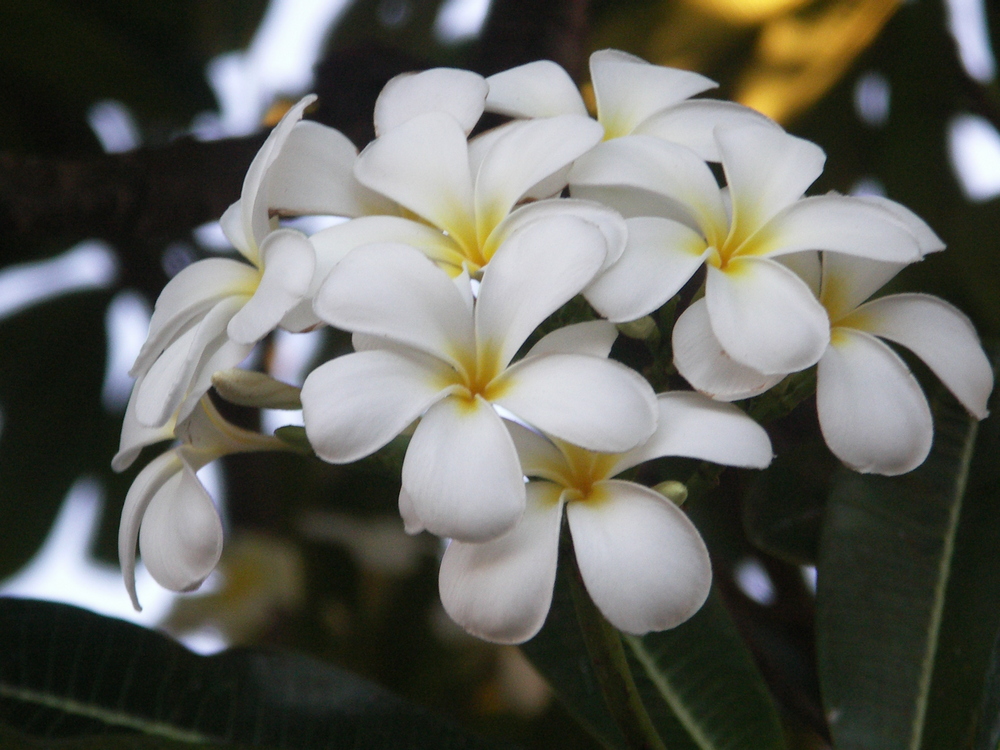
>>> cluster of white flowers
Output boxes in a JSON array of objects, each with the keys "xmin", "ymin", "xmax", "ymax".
[{"xmin": 115, "ymin": 50, "xmax": 993, "ymax": 644}]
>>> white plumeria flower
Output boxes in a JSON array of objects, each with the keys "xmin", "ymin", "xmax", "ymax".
[
  {"xmin": 484, "ymin": 49, "xmax": 771, "ymax": 161},
  {"xmin": 814, "ymin": 253, "xmax": 993, "ymax": 475},
  {"xmin": 119, "ymin": 396, "xmax": 289, "ymax": 610},
  {"xmin": 127, "ymin": 96, "xmax": 318, "ymax": 429},
  {"xmin": 570, "ymin": 123, "xmax": 930, "ymax": 376},
  {"xmin": 302, "ymin": 108, "xmax": 621, "ymax": 281},
  {"xmin": 301, "ymin": 217, "xmax": 658, "ymax": 543},
  {"xmin": 438, "ymin": 392, "xmax": 773, "ymax": 644}
]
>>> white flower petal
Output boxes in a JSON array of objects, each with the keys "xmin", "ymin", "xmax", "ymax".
[
  {"xmin": 132, "ymin": 258, "xmax": 258, "ymax": 378},
  {"xmin": 402, "ymin": 396, "xmax": 526, "ymax": 542},
  {"xmin": 314, "ymin": 243, "xmax": 475, "ymax": 365},
  {"xmin": 354, "ymin": 112, "xmax": 476, "ymax": 240},
  {"xmin": 135, "ymin": 295, "xmax": 248, "ymax": 427},
  {"xmin": 849, "ymin": 293, "xmax": 993, "ymax": 419},
  {"xmin": 589, "ymin": 50, "xmax": 716, "ymax": 138},
  {"xmin": 505, "ymin": 421, "xmax": 566, "ymax": 477},
  {"xmin": 497, "ymin": 353, "xmax": 657, "ymax": 453},
  {"xmin": 568, "ymin": 480, "xmax": 711, "ymax": 634},
  {"xmin": 706, "ymin": 258, "xmax": 830, "ymax": 374},
  {"xmin": 673, "ymin": 299, "xmax": 785, "ymax": 400},
  {"xmin": 855, "ymin": 195, "xmax": 945, "ymax": 255},
  {"xmin": 759, "ymin": 194, "xmax": 922, "ymax": 263},
  {"xmin": 584, "ymin": 216, "xmax": 709, "ymax": 322},
  {"xmin": 817, "ymin": 328, "xmax": 933, "ymax": 475},
  {"xmin": 475, "ymin": 216, "xmax": 607, "ymax": 366},
  {"xmin": 485, "ymin": 60, "xmax": 587, "ymax": 118},
  {"xmin": 119, "ymin": 450, "xmax": 184, "ymax": 609},
  {"xmin": 374, "ymin": 68, "xmax": 488, "ymax": 136},
  {"xmin": 138, "ymin": 456, "xmax": 223, "ymax": 594},
  {"xmin": 219, "ymin": 201, "xmax": 253, "ymax": 259},
  {"xmin": 243, "ymin": 95, "xmax": 317, "ymax": 252},
  {"xmin": 569, "ymin": 135, "xmax": 727, "ymax": 235},
  {"xmin": 526, "ymin": 320, "xmax": 618, "ymax": 359},
  {"xmin": 488, "ymin": 198, "xmax": 628, "ymax": 270},
  {"xmin": 227, "ymin": 229, "xmax": 314, "ymax": 344},
  {"xmin": 310, "ymin": 216, "xmax": 463, "ymax": 289},
  {"xmin": 633, "ymin": 100, "xmax": 776, "ymax": 161},
  {"xmin": 777, "ymin": 250, "xmax": 821, "ymax": 296},
  {"xmin": 474, "ymin": 115, "xmax": 603, "ymax": 241},
  {"xmin": 717, "ymin": 124, "xmax": 825, "ymax": 238},
  {"xmin": 398, "ymin": 487, "xmax": 425, "ymax": 535},
  {"xmin": 266, "ymin": 121, "xmax": 368, "ymax": 217},
  {"xmin": 819, "ymin": 252, "xmax": 905, "ymax": 322},
  {"xmin": 301, "ymin": 348, "xmax": 449, "ymax": 463},
  {"xmin": 113, "ymin": 375, "xmax": 177, "ymax": 472},
  {"xmin": 439, "ymin": 482, "xmax": 564, "ymax": 644},
  {"xmin": 173, "ymin": 336, "xmax": 254, "ymax": 426},
  {"xmin": 614, "ymin": 392, "xmax": 772, "ymax": 474}
]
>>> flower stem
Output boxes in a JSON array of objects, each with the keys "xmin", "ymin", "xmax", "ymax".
[{"xmin": 561, "ymin": 522, "xmax": 667, "ymax": 750}]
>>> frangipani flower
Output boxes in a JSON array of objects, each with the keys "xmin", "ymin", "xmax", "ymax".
[
  {"xmin": 301, "ymin": 216, "xmax": 658, "ymax": 542},
  {"xmin": 484, "ymin": 49, "xmax": 770, "ymax": 161},
  {"xmin": 571, "ymin": 123, "xmax": 929, "ymax": 376},
  {"xmin": 119, "ymin": 396, "xmax": 290, "ymax": 609},
  {"xmin": 438, "ymin": 392, "xmax": 773, "ymax": 644},
  {"xmin": 814, "ymin": 253, "xmax": 992, "ymax": 474},
  {"xmin": 127, "ymin": 96, "xmax": 318, "ymax": 428},
  {"xmin": 303, "ymin": 108, "xmax": 617, "ymax": 280}
]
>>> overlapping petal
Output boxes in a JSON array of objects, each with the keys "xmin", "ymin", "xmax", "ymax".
[
  {"xmin": 113, "ymin": 374, "xmax": 178, "ymax": 472},
  {"xmin": 438, "ymin": 482, "xmax": 564, "ymax": 644},
  {"xmin": 525, "ymin": 320, "xmax": 618, "ymax": 359},
  {"xmin": 301, "ymin": 348, "xmax": 451, "ymax": 464},
  {"xmin": 567, "ymin": 481, "xmax": 712, "ymax": 634},
  {"xmin": 817, "ymin": 328, "xmax": 933, "ymax": 475},
  {"xmin": 847, "ymin": 293, "xmax": 993, "ymax": 418},
  {"xmin": 589, "ymin": 49, "xmax": 716, "ymax": 138},
  {"xmin": 227, "ymin": 229, "xmax": 315, "ymax": 344},
  {"xmin": 706, "ymin": 258, "xmax": 830, "ymax": 374},
  {"xmin": 673, "ymin": 299, "xmax": 784, "ymax": 400},
  {"xmin": 485, "ymin": 60, "xmax": 587, "ymax": 118},
  {"xmin": 613, "ymin": 392, "xmax": 772, "ymax": 475},
  {"xmin": 266, "ymin": 121, "xmax": 371, "ymax": 218},
  {"xmin": 757, "ymin": 194, "xmax": 923, "ymax": 263},
  {"xmin": 354, "ymin": 112, "xmax": 476, "ymax": 241},
  {"xmin": 242, "ymin": 95, "xmax": 318, "ymax": 256},
  {"xmin": 401, "ymin": 395, "xmax": 526, "ymax": 542},
  {"xmin": 314, "ymin": 243, "xmax": 475, "ymax": 365},
  {"xmin": 486, "ymin": 198, "xmax": 627, "ymax": 270},
  {"xmin": 497, "ymin": 354, "xmax": 657, "ymax": 453},
  {"xmin": 717, "ymin": 124, "xmax": 825, "ymax": 242},
  {"xmin": 473, "ymin": 115, "xmax": 603, "ymax": 242},
  {"xmin": 137, "ymin": 457, "xmax": 223, "ymax": 596},
  {"xmin": 131, "ymin": 258, "xmax": 259, "ymax": 378},
  {"xmin": 633, "ymin": 100, "xmax": 776, "ymax": 161},
  {"xmin": 584, "ymin": 216, "xmax": 710, "ymax": 322},
  {"xmin": 570, "ymin": 135, "xmax": 727, "ymax": 235},
  {"xmin": 135, "ymin": 295, "xmax": 248, "ymax": 427},
  {"xmin": 374, "ymin": 68, "xmax": 488, "ymax": 136},
  {"xmin": 119, "ymin": 450, "xmax": 184, "ymax": 609},
  {"xmin": 475, "ymin": 216, "xmax": 607, "ymax": 367}
]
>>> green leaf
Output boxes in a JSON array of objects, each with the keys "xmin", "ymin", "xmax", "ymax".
[
  {"xmin": 816, "ymin": 375, "xmax": 1000, "ymax": 750},
  {"xmin": 0, "ymin": 293, "xmax": 118, "ymax": 579},
  {"xmin": 522, "ymin": 558, "xmax": 786, "ymax": 750},
  {"xmin": 742, "ymin": 435, "xmax": 836, "ymax": 566},
  {"xmin": 974, "ymin": 626, "xmax": 1000, "ymax": 750},
  {"xmin": 0, "ymin": 598, "xmax": 503, "ymax": 749}
]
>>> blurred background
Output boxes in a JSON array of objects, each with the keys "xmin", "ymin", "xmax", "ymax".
[{"xmin": 0, "ymin": 0, "xmax": 997, "ymax": 746}]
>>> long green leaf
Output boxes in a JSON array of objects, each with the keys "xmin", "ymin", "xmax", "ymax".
[
  {"xmin": 0, "ymin": 598, "xmax": 502, "ymax": 749},
  {"xmin": 816, "ymin": 378, "xmax": 1000, "ymax": 750},
  {"xmin": 522, "ymin": 558, "xmax": 786, "ymax": 750}
]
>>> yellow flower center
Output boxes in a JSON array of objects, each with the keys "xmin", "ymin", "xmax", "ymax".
[{"xmin": 550, "ymin": 441, "xmax": 619, "ymax": 505}]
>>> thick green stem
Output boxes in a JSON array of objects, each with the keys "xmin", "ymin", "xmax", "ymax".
[{"xmin": 561, "ymin": 522, "xmax": 668, "ymax": 750}]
